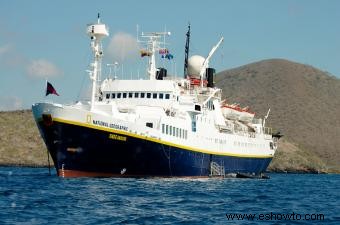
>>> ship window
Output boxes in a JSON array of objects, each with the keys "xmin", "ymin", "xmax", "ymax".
[
  {"xmin": 123, "ymin": 93, "xmax": 127, "ymax": 98},
  {"xmin": 184, "ymin": 130, "xmax": 187, "ymax": 139},
  {"xmin": 128, "ymin": 92, "xmax": 133, "ymax": 98},
  {"xmin": 112, "ymin": 93, "xmax": 116, "ymax": 99},
  {"xmin": 166, "ymin": 125, "xmax": 169, "ymax": 134},
  {"xmin": 147, "ymin": 93, "xmax": 151, "ymax": 98},
  {"xmin": 106, "ymin": 93, "xmax": 110, "ymax": 99},
  {"xmin": 192, "ymin": 121, "xmax": 196, "ymax": 132},
  {"xmin": 153, "ymin": 93, "xmax": 157, "ymax": 99},
  {"xmin": 117, "ymin": 93, "xmax": 121, "ymax": 98},
  {"xmin": 162, "ymin": 124, "xmax": 165, "ymax": 133},
  {"xmin": 173, "ymin": 127, "xmax": 176, "ymax": 136},
  {"xmin": 195, "ymin": 105, "xmax": 201, "ymax": 111},
  {"xmin": 179, "ymin": 129, "xmax": 182, "ymax": 138},
  {"xmin": 165, "ymin": 94, "xmax": 170, "ymax": 99},
  {"xmin": 134, "ymin": 92, "xmax": 139, "ymax": 98},
  {"xmin": 141, "ymin": 93, "xmax": 145, "ymax": 98},
  {"xmin": 176, "ymin": 128, "xmax": 179, "ymax": 137},
  {"xmin": 146, "ymin": 122, "xmax": 153, "ymax": 128},
  {"xmin": 159, "ymin": 93, "xmax": 164, "ymax": 99}
]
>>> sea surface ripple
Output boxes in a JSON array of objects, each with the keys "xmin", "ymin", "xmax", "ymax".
[{"xmin": 0, "ymin": 167, "xmax": 339, "ymax": 224}]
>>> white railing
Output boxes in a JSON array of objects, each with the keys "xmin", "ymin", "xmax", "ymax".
[{"xmin": 263, "ymin": 127, "xmax": 273, "ymax": 135}]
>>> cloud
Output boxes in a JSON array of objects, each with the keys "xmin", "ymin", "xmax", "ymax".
[
  {"xmin": 0, "ymin": 44, "xmax": 12, "ymax": 56},
  {"xmin": 0, "ymin": 96, "xmax": 23, "ymax": 111},
  {"xmin": 1, "ymin": 44, "xmax": 63, "ymax": 79},
  {"xmin": 26, "ymin": 59, "xmax": 63, "ymax": 78},
  {"xmin": 107, "ymin": 32, "xmax": 140, "ymax": 63}
]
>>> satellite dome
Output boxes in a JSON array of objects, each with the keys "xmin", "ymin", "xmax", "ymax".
[{"xmin": 187, "ymin": 55, "xmax": 205, "ymax": 78}]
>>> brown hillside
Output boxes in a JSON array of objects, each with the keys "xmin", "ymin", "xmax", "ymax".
[
  {"xmin": 0, "ymin": 110, "xmax": 48, "ymax": 166},
  {"xmin": 216, "ymin": 59, "xmax": 340, "ymax": 172}
]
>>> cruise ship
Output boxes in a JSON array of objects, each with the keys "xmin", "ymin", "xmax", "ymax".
[{"xmin": 32, "ymin": 16, "xmax": 279, "ymax": 178}]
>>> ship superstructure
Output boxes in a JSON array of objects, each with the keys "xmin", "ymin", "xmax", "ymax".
[{"xmin": 32, "ymin": 16, "xmax": 278, "ymax": 178}]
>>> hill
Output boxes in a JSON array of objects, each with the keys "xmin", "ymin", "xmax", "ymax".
[
  {"xmin": 216, "ymin": 59, "xmax": 340, "ymax": 173},
  {"xmin": 0, "ymin": 110, "xmax": 49, "ymax": 167}
]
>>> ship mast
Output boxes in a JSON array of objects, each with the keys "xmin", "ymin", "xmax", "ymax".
[
  {"xmin": 148, "ymin": 36, "xmax": 157, "ymax": 80},
  {"xmin": 184, "ymin": 23, "xmax": 190, "ymax": 78},
  {"xmin": 139, "ymin": 31, "xmax": 170, "ymax": 80},
  {"xmin": 86, "ymin": 14, "xmax": 109, "ymax": 111}
]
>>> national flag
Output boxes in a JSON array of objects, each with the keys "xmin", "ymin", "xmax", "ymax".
[
  {"xmin": 159, "ymin": 48, "xmax": 169, "ymax": 54},
  {"xmin": 46, "ymin": 81, "xmax": 59, "ymax": 96},
  {"xmin": 164, "ymin": 53, "xmax": 174, "ymax": 60}
]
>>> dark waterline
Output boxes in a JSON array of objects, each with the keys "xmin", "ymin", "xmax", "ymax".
[{"xmin": 0, "ymin": 167, "xmax": 339, "ymax": 224}]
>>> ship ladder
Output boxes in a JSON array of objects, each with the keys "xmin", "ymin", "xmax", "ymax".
[{"xmin": 210, "ymin": 161, "xmax": 225, "ymax": 177}]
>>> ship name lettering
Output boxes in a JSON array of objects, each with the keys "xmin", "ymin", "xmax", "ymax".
[
  {"xmin": 92, "ymin": 120, "xmax": 128, "ymax": 131},
  {"xmin": 92, "ymin": 120, "xmax": 108, "ymax": 127},
  {"xmin": 109, "ymin": 133, "xmax": 127, "ymax": 141}
]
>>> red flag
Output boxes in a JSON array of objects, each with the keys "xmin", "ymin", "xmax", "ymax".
[{"xmin": 46, "ymin": 81, "xmax": 59, "ymax": 96}]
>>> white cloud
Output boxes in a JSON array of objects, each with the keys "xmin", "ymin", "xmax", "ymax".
[
  {"xmin": 1, "ymin": 45, "xmax": 62, "ymax": 79},
  {"xmin": 26, "ymin": 59, "xmax": 63, "ymax": 78},
  {"xmin": 0, "ymin": 96, "xmax": 23, "ymax": 111},
  {"xmin": 107, "ymin": 32, "xmax": 140, "ymax": 63},
  {"xmin": 0, "ymin": 44, "xmax": 12, "ymax": 56}
]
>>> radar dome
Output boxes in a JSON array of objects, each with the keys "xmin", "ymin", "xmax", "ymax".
[{"xmin": 187, "ymin": 55, "xmax": 205, "ymax": 78}]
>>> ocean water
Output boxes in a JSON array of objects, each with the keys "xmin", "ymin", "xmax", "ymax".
[{"xmin": 0, "ymin": 167, "xmax": 339, "ymax": 225}]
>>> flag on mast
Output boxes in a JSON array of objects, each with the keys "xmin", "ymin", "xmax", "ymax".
[{"xmin": 46, "ymin": 81, "xmax": 59, "ymax": 96}]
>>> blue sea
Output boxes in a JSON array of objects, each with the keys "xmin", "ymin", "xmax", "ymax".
[{"xmin": 0, "ymin": 167, "xmax": 339, "ymax": 225}]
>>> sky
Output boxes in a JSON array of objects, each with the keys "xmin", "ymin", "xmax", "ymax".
[{"xmin": 1, "ymin": 0, "xmax": 339, "ymax": 111}]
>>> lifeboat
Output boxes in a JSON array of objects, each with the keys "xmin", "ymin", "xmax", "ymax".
[{"xmin": 221, "ymin": 102, "xmax": 255, "ymax": 122}]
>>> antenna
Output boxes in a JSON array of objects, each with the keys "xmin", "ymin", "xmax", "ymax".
[
  {"xmin": 184, "ymin": 23, "xmax": 190, "ymax": 78},
  {"xmin": 263, "ymin": 108, "xmax": 271, "ymax": 128},
  {"xmin": 138, "ymin": 30, "xmax": 171, "ymax": 80},
  {"xmin": 136, "ymin": 24, "xmax": 140, "ymax": 42}
]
